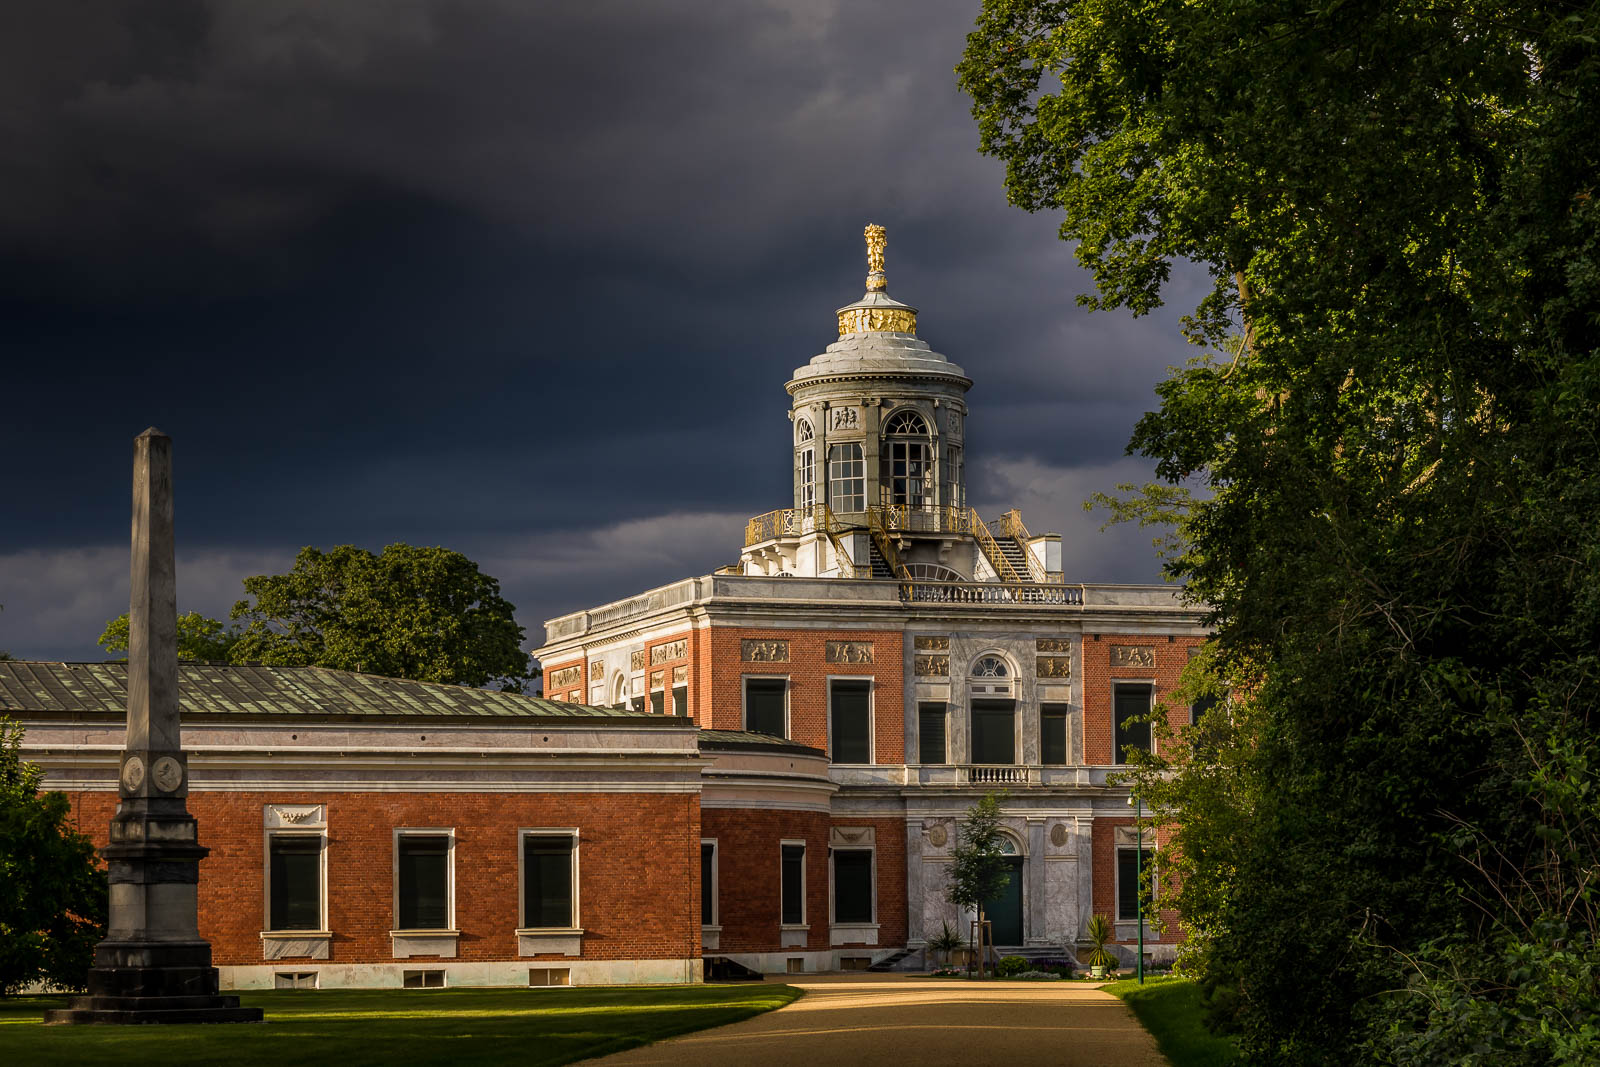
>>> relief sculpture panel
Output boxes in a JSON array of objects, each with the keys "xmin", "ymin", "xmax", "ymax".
[
  {"xmin": 826, "ymin": 640, "xmax": 874, "ymax": 664},
  {"xmin": 1110, "ymin": 645, "xmax": 1156, "ymax": 669},
  {"xmin": 914, "ymin": 654, "xmax": 949, "ymax": 677},
  {"xmin": 914, "ymin": 635, "xmax": 950, "ymax": 652},
  {"xmin": 741, "ymin": 639, "xmax": 790, "ymax": 662},
  {"xmin": 549, "ymin": 665, "xmax": 582, "ymax": 690},
  {"xmin": 650, "ymin": 639, "xmax": 687, "ymax": 665},
  {"xmin": 1035, "ymin": 656, "xmax": 1072, "ymax": 679}
]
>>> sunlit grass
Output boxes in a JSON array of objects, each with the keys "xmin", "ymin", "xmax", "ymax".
[
  {"xmin": 1103, "ymin": 976, "xmax": 1240, "ymax": 1066},
  {"xmin": 1, "ymin": 983, "xmax": 802, "ymax": 1066}
]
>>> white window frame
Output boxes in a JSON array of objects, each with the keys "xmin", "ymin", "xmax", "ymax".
[
  {"xmin": 392, "ymin": 828, "xmax": 457, "ymax": 934},
  {"xmin": 798, "ymin": 445, "xmax": 815, "ymax": 510},
  {"xmin": 826, "ymin": 674, "xmax": 874, "ymax": 765},
  {"xmin": 742, "ymin": 673, "xmax": 791, "ymax": 738},
  {"xmin": 829, "ymin": 845, "xmax": 877, "ymax": 926},
  {"xmin": 517, "ymin": 827, "xmax": 581, "ymax": 933},
  {"xmin": 263, "ymin": 828, "xmax": 329, "ymax": 936},
  {"xmin": 780, "ymin": 838, "xmax": 808, "ymax": 929},
  {"xmin": 700, "ymin": 837, "xmax": 719, "ymax": 929},
  {"xmin": 1112, "ymin": 680, "xmax": 1157, "ymax": 763},
  {"xmin": 1115, "ymin": 841, "xmax": 1159, "ymax": 924},
  {"xmin": 917, "ymin": 701, "xmax": 948, "ymax": 765}
]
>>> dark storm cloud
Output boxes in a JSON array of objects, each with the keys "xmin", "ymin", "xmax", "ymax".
[{"xmin": 0, "ymin": 0, "xmax": 1201, "ymax": 662}]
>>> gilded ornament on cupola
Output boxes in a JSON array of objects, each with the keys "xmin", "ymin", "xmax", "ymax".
[{"xmin": 837, "ymin": 223, "xmax": 919, "ymax": 337}]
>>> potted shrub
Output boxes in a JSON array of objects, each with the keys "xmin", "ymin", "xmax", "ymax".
[
  {"xmin": 1084, "ymin": 914, "xmax": 1118, "ymax": 979},
  {"xmin": 927, "ymin": 920, "xmax": 965, "ymax": 969}
]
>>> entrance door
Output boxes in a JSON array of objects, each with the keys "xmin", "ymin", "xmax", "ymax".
[{"xmin": 985, "ymin": 857, "xmax": 1024, "ymax": 946}]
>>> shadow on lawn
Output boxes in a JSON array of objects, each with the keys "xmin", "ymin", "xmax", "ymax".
[{"xmin": 2, "ymin": 984, "xmax": 802, "ymax": 1067}]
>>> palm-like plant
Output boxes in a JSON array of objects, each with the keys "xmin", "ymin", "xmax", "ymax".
[
  {"xmin": 1085, "ymin": 913, "xmax": 1118, "ymax": 976},
  {"xmin": 927, "ymin": 919, "xmax": 965, "ymax": 966}
]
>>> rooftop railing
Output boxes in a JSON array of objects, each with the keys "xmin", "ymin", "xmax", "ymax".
[{"xmin": 899, "ymin": 580, "xmax": 1084, "ymax": 605}]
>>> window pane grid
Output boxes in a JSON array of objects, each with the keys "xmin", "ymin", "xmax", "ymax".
[
  {"xmin": 397, "ymin": 835, "xmax": 450, "ymax": 930},
  {"xmin": 745, "ymin": 678, "xmax": 787, "ymax": 737},
  {"xmin": 833, "ymin": 850, "xmax": 873, "ymax": 924},
  {"xmin": 781, "ymin": 844, "xmax": 805, "ymax": 925},
  {"xmin": 523, "ymin": 835, "xmax": 574, "ymax": 929},
  {"xmin": 830, "ymin": 680, "xmax": 871, "ymax": 764},
  {"xmin": 269, "ymin": 836, "xmax": 321, "ymax": 932}
]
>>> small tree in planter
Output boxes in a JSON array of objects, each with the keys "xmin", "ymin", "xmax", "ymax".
[
  {"xmin": 944, "ymin": 792, "xmax": 1011, "ymax": 979},
  {"xmin": 1085, "ymin": 914, "xmax": 1118, "ymax": 979}
]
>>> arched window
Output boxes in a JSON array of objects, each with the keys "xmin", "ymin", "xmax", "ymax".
[
  {"xmin": 795, "ymin": 418, "xmax": 814, "ymax": 443},
  {"xmin": 971, "ymin": 655, "xmax": 1009, "ymax": 678},
  {"xmin": 828, "ymin": 443, "xmax": 865, "ymax": 512},
  {"xmin": 882, "ymin": 409, "xmax": 931, "ymax": 509}
]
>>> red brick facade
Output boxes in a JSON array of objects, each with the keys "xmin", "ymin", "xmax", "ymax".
[
  {"xmin": 64, "ymin": 790, "xmax": 701, "ymax": 966},
  {"xmin": 701, "ymin": 808, "xmax": 831, "ymax": 953},
  {"xmin": 1081, "ymin": 633, "xmax": 1205, "ymax": 765},
  {"xmin": 1090, "ymin": 816, "xmax": 1182, "ymax": 946}
]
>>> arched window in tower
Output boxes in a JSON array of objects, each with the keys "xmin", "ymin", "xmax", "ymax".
[
  {"xmin": 796, "ymin": 419, "xmax": 815, "ymax": 509},
  {"xmin": 828, "ymin": 443, "xmax": 865, "ymax": 512},
  {"xmin": 881, "ymin": 409, "xmax": 931, "ymax": 510}
]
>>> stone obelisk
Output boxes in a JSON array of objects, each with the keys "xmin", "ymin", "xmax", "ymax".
[{"xmin": 46, "ymin": 430, "xmax": 262, "ymax": 1024}]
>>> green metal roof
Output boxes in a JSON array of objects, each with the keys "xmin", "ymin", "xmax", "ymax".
[
  {"xmin": 0, "ymin": 661, "xmax": 672, "ymax": 724},
  {"xmin": 696, "ymin": 729, "xmax": 826, "ymax": 757}
]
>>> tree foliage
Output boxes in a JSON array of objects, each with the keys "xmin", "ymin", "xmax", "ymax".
[
  {"xmin": 963, "ymin": 2, "xmax": 1600, "ymax": 1062},
  {"xmin": 945, "ymin": 792, "xmax": 1013, "ymax": 974},
  {"xmin": 0, "ymin": 718, "xmax": 105, "ymax": 995},
  {"xmin": 228, "ymin": 544, "xmax": 533, "ymax": 691},
  {"xmin": 97, "ymin": 611, "xmax": 240, "ymax": 663}
]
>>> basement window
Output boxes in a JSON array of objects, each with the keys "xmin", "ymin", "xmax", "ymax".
[
  {"xmin": 528, "ymin": 967, "xmax": 571, "ymax": 987},
  {"xmin": 402, "ymin": 969, "xmax": 445, "ymax": 989},
  {"xmin": 273, "ymin": 971, "xmax": 318, "ymax": 990}
]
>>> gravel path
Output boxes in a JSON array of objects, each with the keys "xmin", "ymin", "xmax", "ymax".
[{"xmin": 588, "ymin": 973, "xmax": 1166, "ymax": 1066}]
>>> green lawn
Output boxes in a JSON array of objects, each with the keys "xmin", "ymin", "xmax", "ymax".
[
  {"xmin": 1, "ymin": 983, "xmax": 802, "ymax": 1067},
  {"xmin": 1103, "ymin": 976, "xmax": 1240, "ymax": 1067}
]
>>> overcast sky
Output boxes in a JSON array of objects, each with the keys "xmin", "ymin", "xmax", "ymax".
[{"xmin": 0, "ymin": 1, "xmax": 1203, "ymax": 663}]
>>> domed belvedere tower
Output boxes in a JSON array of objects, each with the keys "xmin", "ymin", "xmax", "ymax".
[{"xmin": 742, "ymin": 225, "xmax": 1061, "ymax": 586}]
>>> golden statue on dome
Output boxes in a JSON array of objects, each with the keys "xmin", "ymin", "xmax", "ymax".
[{"xmin": 865, "ymin": 223, "xmax": 887, "ymax": 291}]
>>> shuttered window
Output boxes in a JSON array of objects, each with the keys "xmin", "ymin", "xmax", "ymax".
[
  {"xmin": 970, "ymin": 700, "xmax": 1016, "ymax": 764},
  {"xmin": 833, "ymin": 850, "xmax": 873, "ymax": 924},
  {"xmin": 397, "ymin": 834, "xmax": 450, "ymax": 930},
  {"xmin": 1114, "ymin": 684, "xmax": 1153, "ymax": 761},
  {"xmin": 830, "ymin": 680, "xmax": 871, "ymax": 763},
  {"xmin": 522, "ymin": 835, "xmax": 575, "ymax": 929},
  {"xmin": 1041, "ymin": 704, "xmax": 1069, "ymax": 765},
  {"xmin": 781, "ymin": 843, "xmax": 805, "ymax": 925},
  {"xmin": 745, "ymin": 678, "xmax": 787, "ymax": 737},
  {"xmin": 918, "ymin": 702, "xmax": 946, "ymax": 764},
  {"xmin": 269, "ymin": 835, "xmax": 322, "ymax": 931}
]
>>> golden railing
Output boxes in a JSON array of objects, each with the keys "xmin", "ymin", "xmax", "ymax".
[
  {"xmin": 743, "ymin": 505, "xmax": 858, "ymax": 578},
  {"xmin": 971, "ymin": 509, "xmax": 1024, "ymax": 583},
  {"xmin": 997, "ymin": 509, "xmax": 1051, "ymax": 583},
  {"xmin": 866, "ymin": 507, "xmax": 910, "ymax": 579},
  {"xmin": 865, "ymin": 504, "xmax": 976, "ymax": 536}
]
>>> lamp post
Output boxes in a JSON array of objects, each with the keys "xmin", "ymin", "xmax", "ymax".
[{"xmin": 1129, "ymin": 790, "xmax": 1144, "ymax": 985}]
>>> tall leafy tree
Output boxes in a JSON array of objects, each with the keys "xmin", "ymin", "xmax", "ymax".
[
  {"xmin": 229, "ymin": 544, "xmax": 533, "ymax": 691},
  {"xmin": 962, "ymin": 2, "xmax": 1599, "ymax": 1063},
  {"xmin": 97, "ymin": 611, "xmax": 240, "ymax": 663},
  {"xmin": 0, "ymin": 718, "xmax": 105, "ymax": 995}
]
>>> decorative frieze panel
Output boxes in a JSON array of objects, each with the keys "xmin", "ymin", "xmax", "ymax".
[
  {"xmin": 1050, "ymin": 823, "xmax": 1070, "ymax": 848},
  {"xmin": 826, "ymin": 640, "xmax": 874, "ymax": 664},
  {"xmin": 650, "ymin": 639, "xmax": 687, "ymax": 665},
  {"xmin": 831, "ymin": 826, "xmax": 876, "ymax": 847},
  {"xmin": 914, "ymin": 635, "xmax": 950, "ymax": 652},
  {"xmin": 1110, "ymin": 645, "xmax": 1156, "ymax": 669},
  {"xmin": 830, "ymin": 406, "xmax": 860, "ymax": 431},
  {"xmin": 1035, "ymin": 657, "xmax": 1072, "ymax": 679},
  {"xmin": 588, "ymin": 661, "xmax": 603, "ymax": 682},
  {"xmin": 649, "ymin": 671, "xmax": 664, "ymax": 689},
  {"xmin": 549, "ymin": 665, "xmax": 582, "ymax": 690},
  {"xmin": 1035, "ymin": 638, "xmax": 1071, "ymax": 654},
  {"xmin": 741, "ymin": 639, "xmax": 789, "ymax": 662},
  {"xmin": 630, "ymin": 649, "xmax": 646, "ymax": 672},
  {"xmin": 914, "ymin": 654, "xmax": 949, "ymax": 677},
  {"xmin": 673, "ymin": 665, "xmax": 688, "ymax": 685},
  {"xmin": 264, "ymin": 804, "xmax": 324, "ymax": 829}
]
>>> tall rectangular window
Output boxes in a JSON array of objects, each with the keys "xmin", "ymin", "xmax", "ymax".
[
  {"xmin": 970, "ymin": 699, "xmax": 1016, "ymax": 764},
  {"xmin": 781, "ymin": 843, "xmax": 806, "ymax": 925},
  {"xmin": 829, "ymin": 679, "xmax": 871, "ymax": 764},
  {"xmin": 745, "ymin": 677, "xmax": 788, "ymax": 737},
  {"xmin": 918, "ymin": 702, "xmax": 947, "ymax": 764},
  {"xmin": 700, "ymin": 840, "xmax": 718, "ymax": 926},
  {"xmin": 798, "ymin": 448, "xmax": 815, "ymax": 510},
  {"xmin": 833, "ymin": 849, "xmax": 873, "ymax": 925},
  {"xmin": 941, "ymin": 445, "xmax": 963, "ymax": 508},
  {"xmin": 828, "ymin": 444, "xmax": 865, "ymax": 512},
  {"xmin": 1190, "ymin": 692, "xmax": 1219, "ymax": 726},
  {"xmin": 1041, "ymin": 704, "xmax": 1069, "ymax": 765},
  {"xmin": 649, "ymin": 689, "xmax": 664, "ymax": 715},
  {"xmin": 673, "ymin": 685, "xmax": 688, "ymax": 718},
  {"xmin": 268, "ymin": 835, "xmax": 323, "ymax": 931},
  {"xmin": 1114, "ymin": 684, "xmax": 1154, "ymax": 761},
  {"xmin": 1117, "ymin": 845, "xmax": 1153, "ymax": 922},
  {"xmin": 396, "ymin": 833, "xmax": 451, "ymax": 931},
  {"xmin": 522, "ymin": 834, "xmax": 575, "ymax": 929}
]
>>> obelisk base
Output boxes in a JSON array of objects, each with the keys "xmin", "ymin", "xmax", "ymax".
[{"xmin": 44, "ymin": 941, "xmax": 262, "ymax": 1025}]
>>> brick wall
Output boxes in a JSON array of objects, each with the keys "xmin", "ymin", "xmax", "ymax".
[
  {"xmin": 829, "ymin": 815, "xmax": 908, "ymax": 948},
  {"xmin": 541, "ymin": 658, "xmax": 584, "ymax": 703},
  {"xmin": 701, "ymin": 808, "xmax": 831, "ymax": 953},
  {"xmin": 1081, "ymin": 633, "xmax": 1206, "ymax": 765},
  {"xmin": 63, "ymin": 789, "xmax": 701, "ymax": 966},
  {"xmin": 706, "ymin": 626, "xmax": 904, "ymax": 761},
  {"xmin": 1090, "ymin": 816, "xmax": 1181, "ymax": 945}
]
